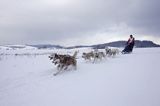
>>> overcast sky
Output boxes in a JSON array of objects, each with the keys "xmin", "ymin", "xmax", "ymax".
[{"xmin": 0, "ymin": 0, "xmax": 160, "ymax": 46}]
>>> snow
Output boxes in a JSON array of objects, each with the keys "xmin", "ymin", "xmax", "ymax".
[
  {"xmin": 0, "ymin": 48, "xmax": 160, "ymax": 106},
  {"xmin": 0, "ymin": 45, "xmax": 37, "ymax": 50}
]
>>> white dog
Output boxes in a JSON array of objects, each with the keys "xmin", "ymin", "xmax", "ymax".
[{"xmin": 105, "ymin": 47, "xmax": 120, "ymax": 57}]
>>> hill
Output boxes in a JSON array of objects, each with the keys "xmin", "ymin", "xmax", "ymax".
[
  {"xmin": 68, "ymin": 40, "xmax": 160, "ymax": 49},
  {"xmin": 0, "ymin": 40, "xmax": 159, "ymax": 50}
]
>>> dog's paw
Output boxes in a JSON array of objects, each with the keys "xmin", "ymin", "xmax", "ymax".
[{"xmin": 53, "ymin": 73, "xmax": 57, "ymax": 76}]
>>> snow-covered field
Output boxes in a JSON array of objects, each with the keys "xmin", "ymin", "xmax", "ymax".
[{"xmin": 0, "ymin": 48, "xmax": 160, "ymax": 106}]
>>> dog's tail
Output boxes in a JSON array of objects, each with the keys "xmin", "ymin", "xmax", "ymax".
[{"xmin": 72, "ymin": 51, "xmax": 79, "ymax": 58}]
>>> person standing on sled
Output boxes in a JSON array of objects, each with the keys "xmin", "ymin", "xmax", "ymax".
[{"xmin": 122, "ymin": 35, "xmax": 135, "ymax": 54}]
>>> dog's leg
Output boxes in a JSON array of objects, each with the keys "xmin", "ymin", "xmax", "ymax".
[
  {"xmin": 92, "ymin": 56, "xmax": 97, "ymax": 63},
  {"xmin": 54, "ymin": 64, "xmax": 63, "ymax": 76},
  {"xmin": 54, "ymin": 70, "xmax": 61, "ymax": 76},
  {"xmin": 64, "ymin": 65, "xmax": 68, "ymax": 70},
  {"xmin": 54, "ymin": 68, "xmax": 63, "ymax": 76},
  {"xmin": 74, "ymin": 65, "xmax": 77, "ymax": 70},
  {"xmin": 73, "ymin": 60, "xmax": 77, "ymax": 70}
]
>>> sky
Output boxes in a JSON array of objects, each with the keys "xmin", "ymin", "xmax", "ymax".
[{"xmin": 0, "ymin": 0, "xmax": 160, "ymax": 46}]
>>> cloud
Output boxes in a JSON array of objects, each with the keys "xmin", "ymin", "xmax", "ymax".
[{"xmin": 0, "ymin": 0, "xmax": 160, "ymax": 45}]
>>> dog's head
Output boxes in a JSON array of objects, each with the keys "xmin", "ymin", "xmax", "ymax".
[
  {"xmin": 48, "ymin": 55, "xmax": 53, "ymax": 60},
  {"xmin": 49, "ymin": 53, "xmax": 59, "ymax": 61},
  {"xmin": 82, "ymin": 53, "xmax": 87, "ymax": 58}
]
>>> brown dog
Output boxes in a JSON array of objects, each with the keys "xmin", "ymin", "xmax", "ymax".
[{"xmin": 49, "ymin": 51, "xmax": 78, "ymax": 76}]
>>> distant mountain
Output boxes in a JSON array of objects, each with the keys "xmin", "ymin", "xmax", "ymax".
[
  {"xmin": 67, "ymin": 40, "xmax": 160, "ymax": 49},
  {"xmin": 91, "ymin": 41, "xmax": 126, "ymax": 49},
  {"xmin": 134, "ymin": 40, "xmax": 160, "ymax": 48},
  {"xmin": 27, "ymin": 44, "xmax": 64, "ymax": 49},
  {"xmin": 92, "ymin": 40, "xmax": 160, "ymax": 49},
  {"xmin": 65, "ymin": 45, "xmax": 91, "ymax": 49},
  {"xmin": 0, "ymin": 44, "xmax": 63, "ymax": 50},
  {"xmin": 0, "ymin": 40, "xmax": 159, "ymax": 50},
  {"xmin": 0, "ymin": 45, "xmax": 37, "ymax": 50}
]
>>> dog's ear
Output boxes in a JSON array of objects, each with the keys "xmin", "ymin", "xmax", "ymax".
[
  {"xmin": 55, "ymin": 53, "xmax": 58, "ymax": 57},
  {"xmin": 48, "ymin": 56, "xmax": 52, "ymax": 59}
]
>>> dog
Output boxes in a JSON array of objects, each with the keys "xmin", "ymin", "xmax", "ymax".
[
  {"xmin": 93, "ymin": 51, "xmax": 106, "ymax": 63},
  {"xmin": 105, "ymin": 47, "xmax": 119, "ymax": 57},
  {"xmin": 49, "ymin": 51, "xmax": 78, "ymax": 76},
  {"xmin": 82, "ymin": 50, "xmax": 106, "ymax": 63},
  {"xmin": 82, "ymin": 51, "xmax": 94, "ymax": 61}
]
